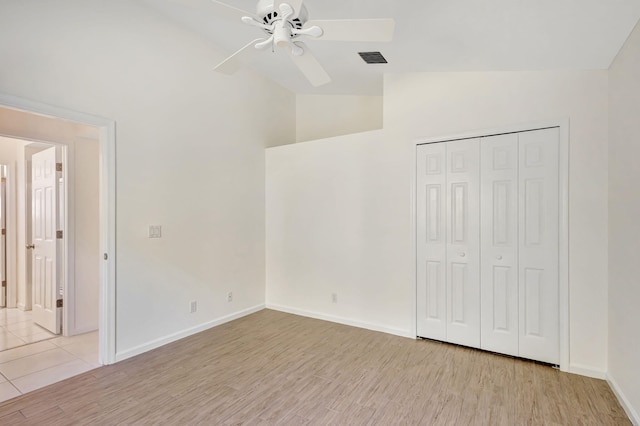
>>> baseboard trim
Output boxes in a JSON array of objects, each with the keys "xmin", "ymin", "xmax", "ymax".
[
  {"xmin": 266, "ymin": 303, "xmax": 414, "ymax": 339},
  {"xmin": 568, "ymin": 363, "xmax": 607, "ymax": 379},
  {"xmin": 115, "ymin": 304, "xmax": 265, "ymax": 362},
  {"xmin": 607, "ymin": 373, "xmax": 640, "ymax": 425}
]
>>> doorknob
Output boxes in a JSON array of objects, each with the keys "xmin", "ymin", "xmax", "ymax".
[
  {"xmin": 26, "ymin": 244, "xmax": 35, "ymax": 250},
  {"xmin": 496, "ymin": 255, "xmax": 503, "ymax": 260},
  {"xmin": 459, "ymin": 252, "xmax": 466, "ymax": 257}
]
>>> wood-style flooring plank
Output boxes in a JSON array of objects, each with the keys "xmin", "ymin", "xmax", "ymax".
[{"xmin": 0, "ymin": 309, "xmax": 631, "ymax": 425}]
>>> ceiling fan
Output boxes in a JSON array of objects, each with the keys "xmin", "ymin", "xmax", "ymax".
[{"xmin": 210, "ymin": 0, "xmax": 395, "ymax": 86}]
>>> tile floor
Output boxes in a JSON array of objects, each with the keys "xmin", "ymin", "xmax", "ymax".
[
  {"xmin": 0, "ymin": 321, "xmax": 99, "ymax": 403},
  {"xmin": 0, "ymin": 308, "xmax": 57, "ymax": 351}
]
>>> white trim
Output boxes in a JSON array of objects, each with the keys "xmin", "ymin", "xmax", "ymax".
[
  {"xmin": 411, "ymin": 119, "xmax": 570, "ymax": 372},
  {"xmin": 61, "ymin": 144, "xmax": 74, "ymax": 336},
  {"xmin": 409, "ymin": 137, "xmax": 418, "ymax": 339},
  {"xmin": 558, "ymin": 120, "xmax": 570, "ymax": 372},
  {"xmin": 413, "ymin": 120, "xmax": 566, "ymax": 145},
  {"xmin": 267, "ymin": 303, "xmax": 415, "ymax": 339},
  {"xmin": 0, "ymin": 92, "xmax": 116, "ymax": 365},
  {"xmin": 115, "ymin": 304, "xmax": 266, "ymax": 362},
  {"xmin": 99, "ymin": 121, "xmax": 117, "ymax": 365},
  {"xmin": 568, "ymin": 364, "xmax": 606, "ymax": 379},
  {"xmin": 607, "ymin": 373, "xmax": 640, "ymax": 425},
  {"xmin": 5, "ymin": 162, "xmax": 17, "ymax": 308}
]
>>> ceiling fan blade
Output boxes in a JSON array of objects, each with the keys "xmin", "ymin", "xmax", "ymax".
[
  {"xmin": 304, "ymin": 18, "xmax": 395, "ymax": 42},
  {"xmin": 210, "ymin": 0, "xmax": 256, "ymax": 21},
  {"xmin": 274, "ymin": 0, "xmax": 304, "ymax": 19},
  {"xmin": 214, "ymin": 39, "xmax": 265, "ymax": 74},
  {"xmin": 166, "ymin": 0, "xmax": 256, "ymax": 19},
  {"xmin": 288, "ymin": 42, "xmax": 331, "ymax": 87}
]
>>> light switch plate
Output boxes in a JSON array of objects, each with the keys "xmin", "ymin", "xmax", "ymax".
[{"xmin": 149, "ymin": 225, "xmax": 162, "ymax": 238}]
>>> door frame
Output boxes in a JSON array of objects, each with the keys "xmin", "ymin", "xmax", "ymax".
[
  {"xmin": 0, "ymin": 164, "xmax": 6, "ymax": 308},
  {"xmin": 0, "ymin": 92, "xmax": 116, "ymax": 365},
  {"xmin": 410, "ymin": 119, "xmax": 569, "ymax": 373}
]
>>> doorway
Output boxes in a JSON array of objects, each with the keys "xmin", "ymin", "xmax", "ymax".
[
  {"xmin": 0, "ymin": 94, "xmax": 115, "ymax": 365},
  {"xmin": 0, "ymin": 136, "xmax": 97, "ymax": 351}
]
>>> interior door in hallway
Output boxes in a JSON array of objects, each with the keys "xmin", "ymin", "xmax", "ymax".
[{"xmin": 31, "ymin": 146, "xmax": 61, "ymax": 334}]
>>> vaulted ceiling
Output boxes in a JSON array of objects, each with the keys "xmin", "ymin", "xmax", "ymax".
[{"xmin": 141, "ymin": 0, "xmax": 640, "ymax": 95}]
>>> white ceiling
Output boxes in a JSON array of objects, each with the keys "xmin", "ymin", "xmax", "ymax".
[{"xmin": 141, "ymin": 0, "xmax": 640, "ymax": 95}]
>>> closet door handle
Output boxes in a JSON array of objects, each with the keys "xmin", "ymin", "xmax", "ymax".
[
  {"xmin": 496, "ymin": 255, "xmax": 503, "ymax": 260},
  {"xmin": 459, "ymin": 252, "xmax": 466, "ymax": 257},
  {"xmin": 26, "ymin": 244, "xmax": 35, "ymax": 250}
]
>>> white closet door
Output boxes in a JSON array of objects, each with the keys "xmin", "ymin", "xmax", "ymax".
[
  {"xmin": 446, "ymin": 139, "xmax": 481, "ymax": 348},
  {"xmin": 416, "ymin": 143, "xmax": 447, "ymax": 340},
  {"xmin": 518, "ymin": 128, "xmax": 560, "ymax": 364},
  {"xmin": 480, "ymin": 134, "xmax": 519, "ymax": 356}
]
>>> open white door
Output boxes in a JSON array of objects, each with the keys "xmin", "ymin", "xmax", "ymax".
[{"xmin": 30, "ymin": 146, "xmax": 61, "ymax": 334}]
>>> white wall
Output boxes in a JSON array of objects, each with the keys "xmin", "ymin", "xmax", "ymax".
[
  {"xmin": 267, "ymin": 70, "xmax": 609, "ymax": 376},
  {"xmin": 608, "ymin": 19, "xmax": 640, "ymax": 422},
  {"xmin": 266, "ymin": 130, "xmax": 411, "ymax": 335},
  {"xmin": 0, "ymin": 0, "xmax": 295, "ymax": 359},
  {"xmin": 72, "ymin": 137, "xmax": 100, "ymax": 333},
  {"xmin": 296, "ymin": 95, "xmax": 383, "ymax": 142}
]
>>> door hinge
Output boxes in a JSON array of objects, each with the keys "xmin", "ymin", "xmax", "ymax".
[
  {"xmin": 57, "ymin": 299, "xmax": 63, "ymax": 308},
  {"xmin": 56, "ymin": 230, "xmax": 63, "ymax": 239},
  {"xmin": 1, "ymin": 281, "xmax": 5, "ymax": 288},
  {"xmin": 1, "ymin": 177, "xmax": 5, "ymax": 183},
  {"xmin": 56, "ymin": 163, "xmax": 63, "ymax": 172},
  {"xmin": 1, "ymin": 229, "xmax": 5, "ymax": 236}
]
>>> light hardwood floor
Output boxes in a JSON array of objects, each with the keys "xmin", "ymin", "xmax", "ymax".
[{"xmin": 0, "ymin": 309, "xmax": 630, "ymax": 425}]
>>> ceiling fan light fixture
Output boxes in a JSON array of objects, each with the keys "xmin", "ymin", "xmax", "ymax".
[
  {"xmin": 358, "ymin": 51, "xmax": 388, "ymax": 64},
  {"xmin": 212, "ymin": 0, "xmax": 396, "ymax": 87}
]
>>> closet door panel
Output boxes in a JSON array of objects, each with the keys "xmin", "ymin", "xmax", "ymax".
[
  {"xmin": 416, "ymin": 143, "xmax": 447, "ymax": 340},
  {"xmin": 446, "ymin": 138, "xmax": 481, "ymax": 348},
  {"xmin": 518, "ymin": 128, "xmax": 560, "ymax": 364},
  {"xmin": 480, "ymin": 134, "xmax": 519, "ymax": 356}
]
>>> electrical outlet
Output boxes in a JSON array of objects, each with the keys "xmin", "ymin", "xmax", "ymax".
[
  {"xmin": 227, "ymin": 292, "xmax": 233, "ymax": 303},
  {"xmin": 190, "ymin": 300, "xmax": 197, "ymax": 313},
  {"xmin": 149, "ymin": 225, "xmax": 162, "ymax": 239},
  {"xmin": 332, "ymin": 293, "xmax": 338, "ymax": 303}
]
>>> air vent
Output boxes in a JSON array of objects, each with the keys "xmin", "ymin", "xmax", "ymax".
[{"xmin": 358, "ymin": 51, "xmax": 388, "ymax": 64}]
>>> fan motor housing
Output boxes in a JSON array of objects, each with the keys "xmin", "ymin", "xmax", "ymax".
[{"xmin": 256, "ymin": 0, "xmax": 308, "ymax": 34}]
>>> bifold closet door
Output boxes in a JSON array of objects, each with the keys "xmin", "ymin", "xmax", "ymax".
[
  {"xmin": 518, "ymin": 128, "xmax": 560, "ymax": 364},
  {"xmin": 480, "ymin": 134, "xmax": 519, "ymax": 356},
  {"xmin": 416, "ymin": 143, "xmax": 447, "ymax": 340},
  {"xmin": 445, "ymin": 139, "xmax": 480, "ymax": 348},
  {"xmin": 416, "ymin": 139, "xmax": 480, "ymax": 348},
  {"xmin": 417, "ymin": 129, "xmax": 559, "ymax": 364}
]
